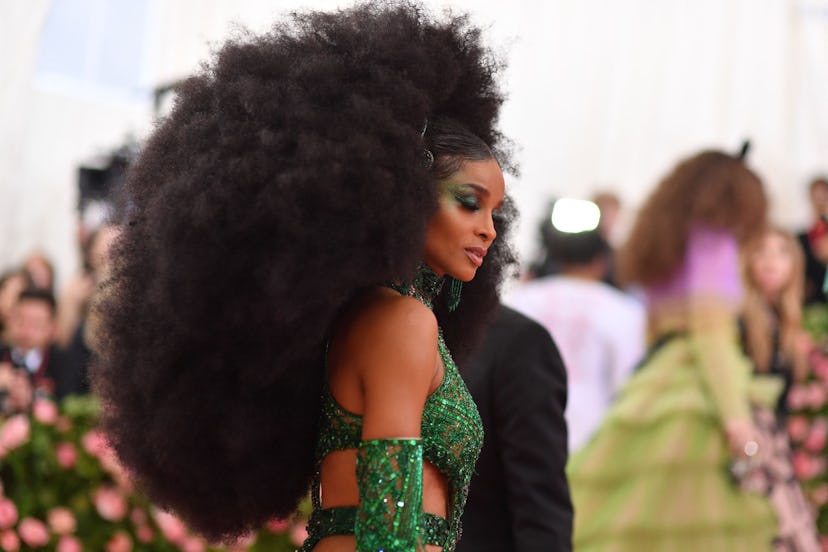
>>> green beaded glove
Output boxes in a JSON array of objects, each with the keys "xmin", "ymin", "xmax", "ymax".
[{"xmin": 355, "ymin": 438, "xmax": 425, "ymax": 552}]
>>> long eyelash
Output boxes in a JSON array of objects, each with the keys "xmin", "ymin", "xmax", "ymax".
[{"xmin": 454, "ymin": 194, "xmax": 480, "ymax": 210}]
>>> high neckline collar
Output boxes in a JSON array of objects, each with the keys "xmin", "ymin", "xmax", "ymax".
[{"xmin": 389, "ymin": 263, "xmax": 444, "ymax": 309}]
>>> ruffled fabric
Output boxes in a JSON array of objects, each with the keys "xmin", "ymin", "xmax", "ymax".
[{"xmin": 568, "ymin": 338, "xmax": 778, "ymax": 552}]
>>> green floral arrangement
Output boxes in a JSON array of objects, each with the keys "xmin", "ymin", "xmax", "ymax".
[
  {"xmin": 788, "ymin": 304, "xmax": 828, "ymax": 546},
  {"xmin": 0, "ymin": 395, "xmax": 308, "ymax": 551}
]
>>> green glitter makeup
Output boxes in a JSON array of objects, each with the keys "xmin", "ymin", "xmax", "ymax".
[{"xmin": 442, "ymin": 182, "xmax": 481, "ymax": 212}]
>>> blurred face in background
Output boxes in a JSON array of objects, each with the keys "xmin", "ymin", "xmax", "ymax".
[
  {"xmin": 0, "ymin": 273, "xmax": 27, "ymax": 328},
  {"xmin": 88, "ymin": 225, "xmax": 120, "ymax": 278},
  {"xmin": 809, "ymin": 181, "xmax": 828, "ymax": 219},
  {"xmin": 749, "ymin": 232, "xmax": 795, "ymax": 300},
  {"xmin": 23, "ymin": 254, "xmax": 54, "ymax": 291},
  {"xmin": 592, "ymin": 193, "xmax": 620, "ymax": 242},
  {"xmin": 10, "ymin": 299, "xmax": 55, "ymax": 352}
]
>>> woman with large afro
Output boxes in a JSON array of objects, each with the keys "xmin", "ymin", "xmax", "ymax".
[{"xmin": 91, "ymin": 2, "xmax": 516, "ymax": 551}]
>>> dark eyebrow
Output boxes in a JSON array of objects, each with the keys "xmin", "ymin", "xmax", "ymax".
[{"xmin": 462, "ymin": 183, "xmax": 490, "ymax": 196}]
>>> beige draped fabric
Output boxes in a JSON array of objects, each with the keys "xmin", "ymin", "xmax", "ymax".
[{"xmin": 1, "ymin": 0, "xmax": 828, "ymax": 284}]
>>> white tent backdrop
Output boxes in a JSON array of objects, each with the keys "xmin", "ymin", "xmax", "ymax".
[{"xmin": 2, "ymin": 0, "xmax": 827, "ymax": 286}]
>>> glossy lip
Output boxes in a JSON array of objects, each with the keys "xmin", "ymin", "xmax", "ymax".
[{"xmin": 465, "ymin": 247, "xmax": 487, "ymax": 268}]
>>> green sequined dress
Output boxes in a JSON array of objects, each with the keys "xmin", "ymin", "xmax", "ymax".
[{"xmin": 300, "ymin": 267, "xmax": 484, "ymax": 552}]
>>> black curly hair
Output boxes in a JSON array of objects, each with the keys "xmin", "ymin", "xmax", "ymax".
[{"xmin": 91, "ymin": 1, "xmax": 515, "ymax": 542}]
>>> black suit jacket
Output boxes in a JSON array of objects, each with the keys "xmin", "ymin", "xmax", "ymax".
[
  {"xmin": 0, "ymin": 344, "xmax": 85, "ymax": 400},
  {"xmin": 798, "ymin": 230, "xmax": 827, "ymax": 304},
  {"xmin": 457, "ymin": 305, "xmax": 573, "ymax": 552}
]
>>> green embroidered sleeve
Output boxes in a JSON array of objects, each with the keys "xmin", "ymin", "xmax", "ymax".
[{"xmin": 355, "ymin": 438, "xmax": 425, "ymax": 552}]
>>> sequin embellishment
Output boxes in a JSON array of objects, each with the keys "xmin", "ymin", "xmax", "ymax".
[{"xmin": 301, "ymin": 264, "xmax": 484, "ymax": 551}]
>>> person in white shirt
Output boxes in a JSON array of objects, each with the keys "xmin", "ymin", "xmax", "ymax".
[{"xmin": 508, "ymin": 230, "xmax": 645, "ymax": 451}]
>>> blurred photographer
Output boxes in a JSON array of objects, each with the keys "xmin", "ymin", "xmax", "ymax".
[{"xmin": 0, "ymin": 289, "xmax": 74, "ymax": 413}]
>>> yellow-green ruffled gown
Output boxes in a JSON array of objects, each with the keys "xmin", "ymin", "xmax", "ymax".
[{"xmin": 567, "ymin": 333, "xmax": 781, "ymax": 552}]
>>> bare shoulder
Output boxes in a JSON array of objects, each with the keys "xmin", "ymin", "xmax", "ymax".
[
  {"xmin": 357, "ymin": 287, "xmax": 438, "ymax": 336},
  {"xmin": 347, "ymin": 287, "xmax": 438, "ymax": 364},
  {"xmin": 329, "ymin": 287, "xmax": 438, "ymax": 394}
]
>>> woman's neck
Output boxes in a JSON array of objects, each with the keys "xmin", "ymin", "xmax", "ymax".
[{"xmin": 389, "ymin": 263, "xmax": 445, "ymax": 309}]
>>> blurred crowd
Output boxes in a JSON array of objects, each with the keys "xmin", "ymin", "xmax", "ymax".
[
  {"xmin": 0, "ymin": 223, "xmax": 118, "ymax": 415},
  {"xmin": 509, "ymin": 176, "xmax": 828, "ymax": 453},
  {"xmin": 1, "ymin": 144, "xmax": 828, "ymax": 550},
  {"xmin": 505, "ymin": 165, "xmax": 828, "ymax": 550}
]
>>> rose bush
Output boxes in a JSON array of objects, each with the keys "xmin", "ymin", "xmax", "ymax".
[
  {"xmin": 791, "ymin": 305, "xmax": 828, "ymax": 546},
  {"xmin": 0, "ymin": 395, "xmax": 309, "ymax": 551}
]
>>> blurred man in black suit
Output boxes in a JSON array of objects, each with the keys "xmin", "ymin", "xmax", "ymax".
[
  {"xmin": 0, "ymin": 289, "xmax": 82, "ymax": 412},
  {"xmin": 797, "ymin": 176, "xmax": 828, "ymax": 304},
  {"xmin": 458, "ymin": 304, "xmax": 572, "ymax": 552}
]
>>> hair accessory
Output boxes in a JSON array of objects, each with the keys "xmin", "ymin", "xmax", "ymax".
[
  {"xmin": 737, "ymin": 140, "xmax": 751, "ymax": 161},
  {"xmin": 421, "ymin": 119, "xmax": 434, "ymax": 169},
  {"xmin": 447, "ymin": 277, "xmax": 462, "ymax": 312}
]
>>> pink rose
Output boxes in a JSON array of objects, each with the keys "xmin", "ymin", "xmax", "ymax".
[
  {"xmin": 808, "ymin": 382, "xmax": 828, "ymax": 409},
  {"xmin": 82, "ymin": 430, "xmax": 110, "ymax": 457},
  {"xmin": 57, "ymin": 535, "xmax": 82, "ymax": 552},
  {"xmin": 811, "ymin": 484, "xmax": 828, "ymax": 507},
  {"xmin": 106, "ymin": 530, "xmax": 132, "ymax": 552},
  {"xmin": 814, "ymin": 456, "xmax": 828, "ymax": 477},
  {"xmin": 290, "ymin": 522, "xmax": 309, "ymax": 546},
  {"xmin": 0, "ymin": 415, "xmax": 30, "ymax": 453},
  {"xmin": 181, "ymin": 536, "xmax": 207, "ymax": 552},
  {"xmin": 135, "ymin": 525, "xmax": 154, "ymax": 544},
  {"xmin": 18, "ymin": 517, "xmax": 50, "ymax": 547},
  {"xmin": 794, "ymin": 450, "xmax": 816, "ymax": 479},
  {"xmin": 56, "ymin": 416, "xmax": 72, "ymax": 433},
  {"xmin": 815, "ymin": 360, "xmax": 828, "ymax": 383},
  {"xmin": 47, "ymin": 507, "xmax": 76, "ymax": 535},
  {"xmin": 32, "ymin": 399, "xmax": 58, "ymax": 425},
  {"xmin": 130, "ymin": 508, "xmax": 147, "ymax": 526},
  {"xmin": 788, "ymin": 385, "xmax": 809, "ymax": 411},
  {"xmin": 0, "ymin": 498, "xmax": 18, "ymax": 529},
  {"xmin": 93, "ymin": 487, "xmax": 127, "ymax": 521},
  {"xmin": 0, "ymin": 529, "xmax": 19, "ymax": 551},
  {"xmin": 805, "ymin": 419, "xmax": 828, "ymax": 452},
  {"xmin": 227, "ymin": 532, "xmax": 256, "ymax": 549},
  {"xmin": 266, "ymin": 517, "xmax": 290, "ymax": 533},
  {"xmin": 153, "ymin": 510, "xmax": 187, "ymax": 544},
  {"xmin": 787, "ymin": 415, "xmax": 810, "ymax": 443},
  {"xmin": 98, "ymin": 449, "xmax": 131, "ymax": 489},
  {"xmin": 55, "ymin": 443, "xmax": 77, "ymax": 469}
]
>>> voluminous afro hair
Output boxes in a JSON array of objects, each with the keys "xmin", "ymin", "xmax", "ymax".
[{"xmin": 92, "ymin": 1, "xmax": 513, "ymax": 542}]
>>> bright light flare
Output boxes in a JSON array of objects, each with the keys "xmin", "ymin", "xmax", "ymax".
[{"xmin": 550, "ymin": 198, "xmax": 601, "ymax": 234}]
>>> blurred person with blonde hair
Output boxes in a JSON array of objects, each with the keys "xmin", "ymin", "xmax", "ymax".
[
  {"xmin": 740, "ymin": 226, "xmax": 819, "ymax": 551},
  {"xmin": 742, "ymin": 226, "xmax": 811, "ymax": 412}
]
